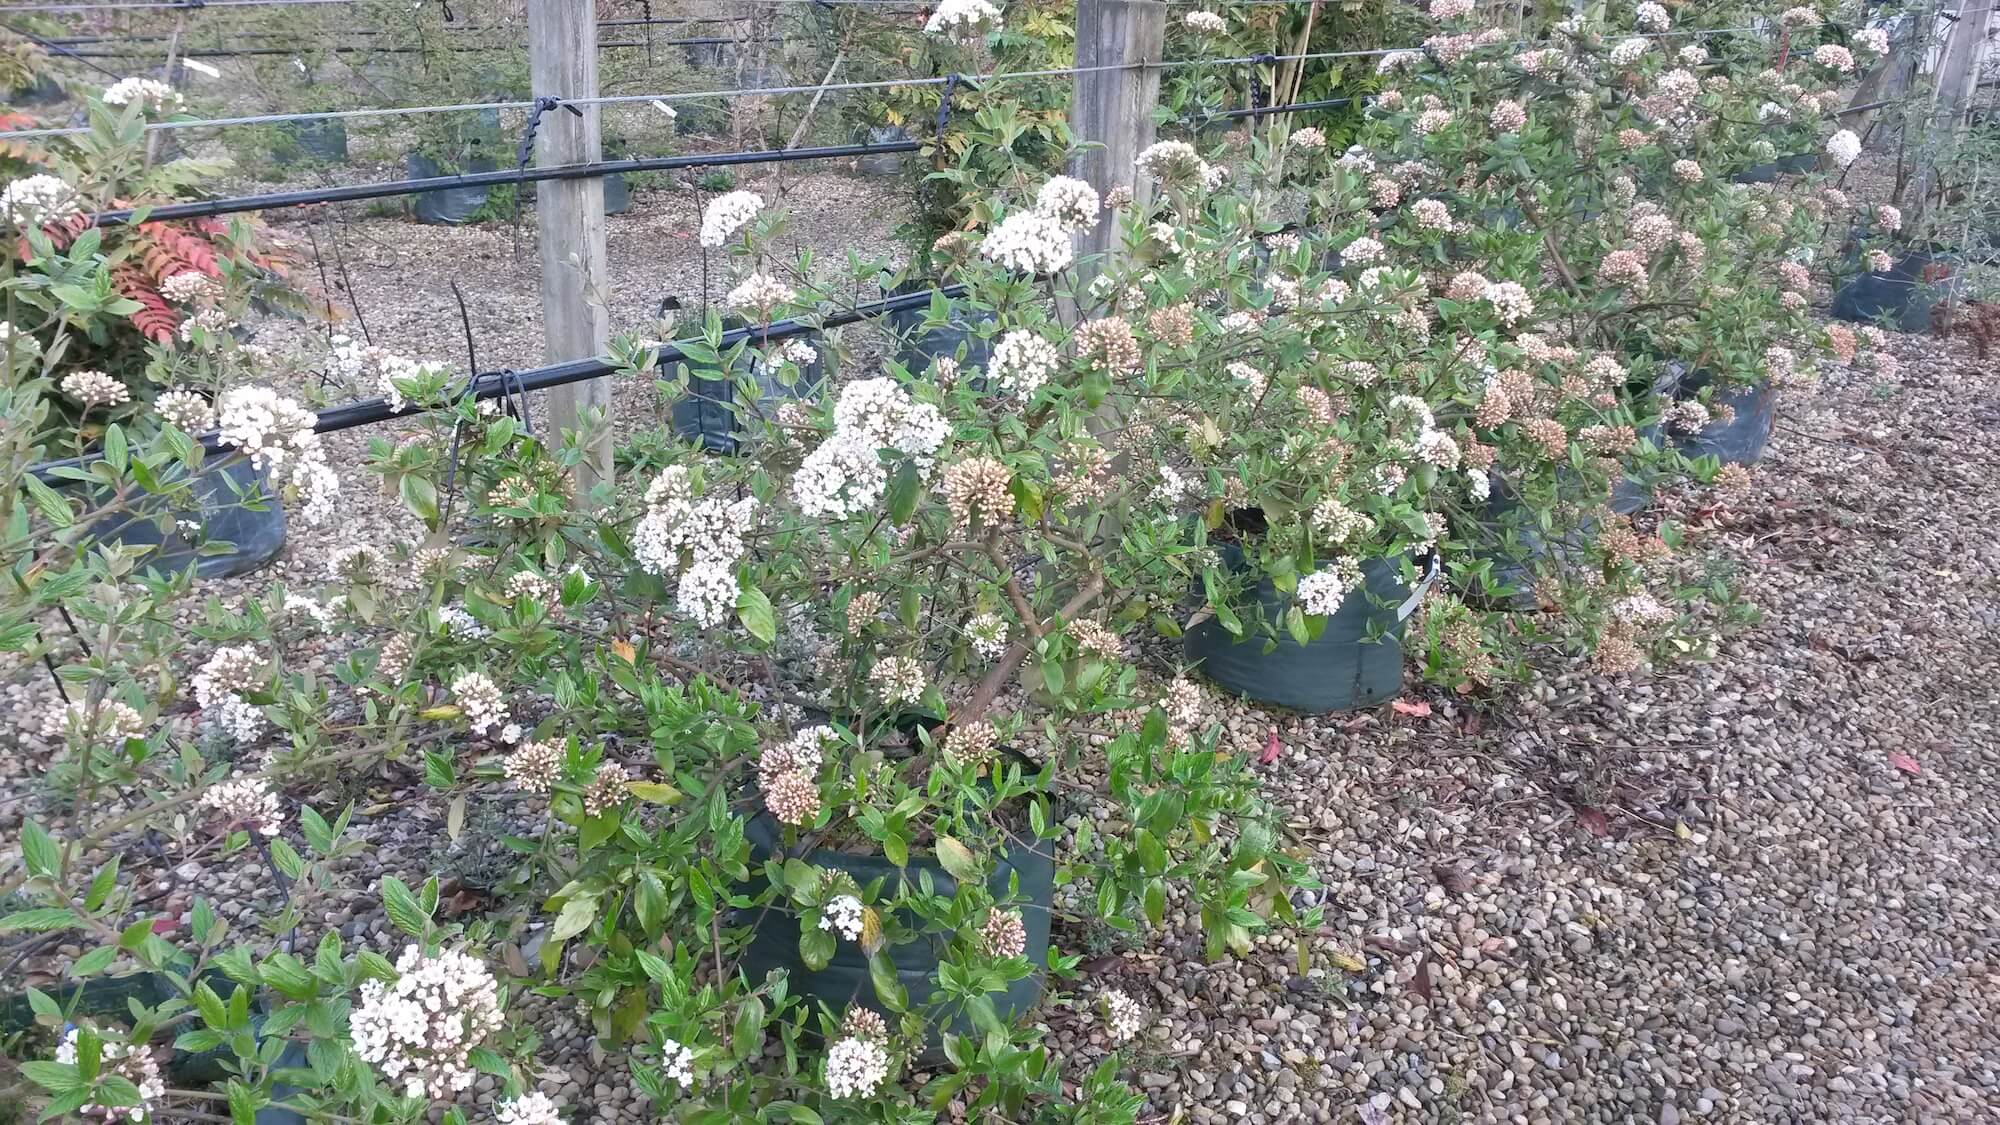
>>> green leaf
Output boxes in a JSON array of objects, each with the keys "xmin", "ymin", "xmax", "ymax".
[
  {"xmin": 83, "ymin": 859, "xmax": 119, "ymax": 912},
  {"xmin": 886, "ymin": 459, "xmax": 921, "ymax": 524},
  {"xmin": 0, "ymin": 908, "xmax": 79, "ymax": 933},
  {"xmin": 26, "ymin": 988, "xmax": 59, "ymax": 1021},
  {"xmin": 18, "ymin": 1060, "xmax": 78, "ymax": 1093},
  {"xmin": 21, "ymin": 821, "xmax": 59, "ymax": 879},
  {"xmin": 634, "ymin": 872, "xmax": 665, "ymax": 934},
  {"xmin": 300, "ymin": 805, "xmax": 335, "ymax": 855},
  {"xmin": 735, "ymin": 586, "xmax": 776, "ymax": 645},
  {"xmin": 267, "ymin": 838, "xmax": 305, "ymax": 880},
  {"xmin": 934, "ymin": 835, "xmax": 979, "ymax": 883},
  {"xmin": 101, "ymin": 424, "xmax": 127, "ymax": 474},
  {"xmin": 379, "ymin": 876, "xmax": 430, "ymax": 938},
  {"xmin": 227, "ymin": 1079, "xmax": 259, "ymax": 1125},
  {"xmin": 548, "ymin": 894, "xmax": 599, "ymax": 941},
  {"xmin": 71, "ymin": 945, "xmax": 118, "ymax": 977},
  {"xmin": 400, "ymin": 474, "xmax": 440, "ymax": 525}
]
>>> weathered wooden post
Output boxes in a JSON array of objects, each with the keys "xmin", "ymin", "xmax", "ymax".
[
  {"xmin": 1067, "ymin": 0, "xmax": 1168, "ymax": 294},
  {"xmin": 528, "ymin": 0, "xmax": 615, "ymax": 495}
]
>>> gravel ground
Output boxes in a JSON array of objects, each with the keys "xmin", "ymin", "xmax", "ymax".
[{"xmin": 4, "ymin": 190, "xmax": 1998, "ymax": 1123}]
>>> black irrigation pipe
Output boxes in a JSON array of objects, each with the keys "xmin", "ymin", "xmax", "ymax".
[
  {"xmin": 83, "ymin": 139, "xmax": 921, "ymax": 227},
  {"xmin": 45, "ymin": 18, "xmax": 739, "ymax": 42},
  {"xmin": 26, "ymin": 284, "xmax": 968, "ymax": 479},
  {"xmin": 55, "ymin": 37, "xmax": 778, "ymax": 58}
]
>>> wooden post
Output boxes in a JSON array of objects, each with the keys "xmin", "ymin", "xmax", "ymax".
[
  {"xmin": 528, "ymin": 0, "xmax": 614, "ymax": 495},
  {"xmin": 1911, "ymin": 0, "xmax": 1996, "ymax": 218},
  {"xmin": 1067, "ymin": 0, "xmax": 1167, "ymax": 294}
]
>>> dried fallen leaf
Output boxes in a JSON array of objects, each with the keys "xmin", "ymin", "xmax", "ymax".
[
  {"xmin": 1433, "ymin": 863, "xmax": 1475, "ymax": 894},
  {"xmin": 610, "ymin": 638, "xmax": 637, "ymax": 664},
  {"xmin": 1576, "ymin": 807, "xmax": 1611, "ymax": 837},
  {"xmin": 1406, "ymin": 951, "xmax": 1435, "ymax": 1002},
  {"xmin": 1889, "ymin": 752, "xmax": 1920, "ymax": 776},
  {"xmin": 1390, "ymin": 697, "xmax": 1432, "ymax": 717},
  {"xmin": 1328, "ymin": 950, "xmax": 1366, "ymax": 973},
  {"xmin": 1259, "ymin": 729, "xmax": 1282, "ymax": 765}
]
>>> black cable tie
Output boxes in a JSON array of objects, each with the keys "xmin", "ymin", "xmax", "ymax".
[
  {"xmin": 440, "ymin": 0, "xmax": 455, "ymax": 22},
  {"xmin": 935, "ymin": 74, "xmax": 962, "ymax": 144},
  {"xmin": 175, "ymin": 0, "xmax": 206, "ymax": 8}
]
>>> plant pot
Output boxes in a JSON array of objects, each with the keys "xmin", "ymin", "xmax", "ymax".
[
  {"xmin": 1731, "ymin": 152, "xmax": 1819, "ymax": 184},
  {"xmin": 1669, "ymin": 369, "xmax": 1776, "ymax": 465},
  {"xmin": 856, "ymin": 126, "xmax": 910, "ymax": 176},
  {"xmin": 670, "ymin": 315, "xmax": 827, "ymax": 454},
  {"xmin": 521, "ymin": 174, "xmax": 633, "ymax": 216},
  {"xmin": 1183, "ymin": 544, "xmax": 1417, "ymax": 713},
  {"xmin": 737, "ymin": 808, "xmax": 1055, "ymax": 1060},
  {"xmin": 1832, "ymin": 251, "xmax": 1956, "ymax": 333},
  {"xmin": 66, "ymin": 456, "xmax": 286, "ymax": 580},
  {"xmin": 270, "ymin": 117, "xmax": 348, "ymax": 166},
  {"xmin": 886, "ymin": 280, "xmax": 995, "ymax": 381},
  {"xmin": 406, "ymin": 153, "xmax": 500, "ymax": 226}
]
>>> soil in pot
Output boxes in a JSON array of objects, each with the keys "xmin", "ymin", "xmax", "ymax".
[
  {"xmin": 60, "ymin": 456, "xmax": 287, "ymax": 580},
  {"xmin": 736, "ymin": 797, "xmax": 1054, "ymax": 1059},
  {"xmin": 670, "ymin": 314, "xmax": 827, "ymax": 454},
  {"xmin": 1183, "ymin": 539, "xmax": 1418, "ymax": 713}
]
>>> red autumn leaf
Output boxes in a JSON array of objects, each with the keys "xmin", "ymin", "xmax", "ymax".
[
  {"xmin": 1576, "ymin": 807, "xmax": 1611, "ymax": 837},
  {"xmin": 1888, "ymin": 752, "xmax": 1920, "ymax": 776},
  {"xmin": 1259, "ymin": 729, "xmax": 1282, "ymax": 764},
  {"xmin": 151, "ymin": 918, "xmax": 178, "ymax": 934},
  {"xmin": 1390, "ymin": 698, "xmax": 1432, "ymax": 717}
]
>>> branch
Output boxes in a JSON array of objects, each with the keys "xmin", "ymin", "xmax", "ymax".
[{"xmin": 950, "ymin": 575, "xmax": 1105, "ymax": 728}]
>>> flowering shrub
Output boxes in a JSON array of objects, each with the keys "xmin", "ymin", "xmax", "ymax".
[{"xmin": 1, "ymin": 4, "xmax": 1938, "ymax": 1124}]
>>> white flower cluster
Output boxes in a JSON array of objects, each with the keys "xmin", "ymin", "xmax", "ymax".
[
  {"xmin": 1826, "ymin": 129, "xmax": 1862, "ymax": 168},
  {"xmin": 1, "ymin": 174, "xmax": 82, "ymax": 229},
  {"xmin": 726, "ymin": 271, "xmax": 797, "ymax": 316},
  {"xmin": 980, "ymin": 209, "xmax": 1074, "ymax": 275},
  {"xmin": 824, "ymin": 1036, "xmax": 892, "ymax": 1098},
  {"xmin": 633, "ymin": 466, "xmax": 761, "ymax": 628},
  {"xmin": 40, "ymin": 699, "xmax": 148, "ymax": 745},
  {"xmin": 964, "ymin": 612, "xmax": 1009, "ymax": 658},
  {"xmin": 1297, "ymin": 557, "xmax": 1365, "ymax": 616},
  {"xmin": 452, "ymin": 671, "xmax": 509, "ymax": 735},
  {"xmin": 1183, "ymin": 10, "xmax": 1226, "ymax": 32},
  {"xmin": 0, "ymin": 321, "xmax": 40, "ymax": 356},
  {"xmin": 1482, "ymin": 280, "xmax": 1535, "ymax": 325},
  {"xmin": 160, "ymin": 270, "xmax": 222, "ymax": 304},
  {"xmin": 1033, "ymin": 175, "xmax": 1101, "ymax": 233},
  {"xmin": 924, "ymin": 0, "xmax": 1002, "ymax": 39},
  {"xmin": 155, "ymin": 387, "xmax": 214, "ymax": 433},
  {"xmin": 794, "ymin": 378, "xmax": 950, "ymax": 519},
  {"xmin": 871, "ymin": 655, "xmax": 927, "ymax": 706},
  {"xmin": 350, "ymin": 945, "xmax": 505, "ymax": 1100},
  {"xmin": 1101, "ymin": 989, "xmax": 1146, "ymax": 1042},
  {"xmin": 988, "ymin": 329, "xmax": 1060, "ymax": 398},
  {"xmin": 699, "ymin": 190, "xmax": 766, "ymax": 247},
  {"xmin": 329, "ymin": 335, "xmax": 447, "ymax": 414},
  {"xmin": 1609, "ymin": 37, "xmax": 1650, "ymax": 66},
  {"xmin": 193, "ymin": 644, "xmax": 266, "ymax": 743},
  {"xmin": 61, "ymin": 370, "xmax": 130, "ymax": 410},
  {"xmin": 102, "ymin": 77, "xmax": 182, "ymax": 112},
  {"xmin": 1430, "ymin": 0, "xmax": 1473, "ymax": 18},
  {"xmin": 56, "ymin": 1027, "xmax": 164, "ymax": 1123},
  {"xmin": 200, "ymin": 777, "xmax": 284, "ymax": 836},
  {"xmin": 215, "ymin": 387, "xmax": 340, "ymax": 525},
  {"xmin": 497, "ymin": 1093, "xmax": 566, "ymax": 1125},
  {"xmin": 1634, "ymin": 1, "xmax": 1670, "ymax": 30},
  {"xmin": 820, "ymin": 894, "xmax": 864, "ymax": 941},
  {"xmin": 1854, "ymin": 27, "xmax": 1889, "ymax": 54},
  {"xmin": 659, "ymin": 1038, "xmax": 697, "ymax": 1089}
]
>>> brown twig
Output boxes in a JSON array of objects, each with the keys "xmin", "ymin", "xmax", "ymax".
[{"xmin": 951, "ymin": 575, "xmax": 1105, "ymax": 727}]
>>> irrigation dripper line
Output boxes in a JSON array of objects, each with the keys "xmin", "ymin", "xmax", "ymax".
[
  {"xmin": 0, "ymin": 28, "xmax": 1768, "ymax": 141},
  {"xmin": 25, "ymin": 284, "xmax": 970, "ymax": 480}
]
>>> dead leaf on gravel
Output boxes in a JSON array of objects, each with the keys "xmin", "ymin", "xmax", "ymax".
[
  {"xmin": 1365, "ymin": 933, "xmax": 1420, "ymax": 955},
  {"xmin": 1433, "ymin": 863, "xmax": 1475, "ymax": 894},
  {"xmin": 1576, "ymin": 807, "xmax": 1611, "ymax": 837},
  {"xmin": 1889, "ymin": 752, "xmax": 1920, "ymax": 775},
  {"xmin": 1406, "ymin": 951, "xmax": 1435, "ymax": 1002},
  {"xmin": 1391, "ymin": 698, "xmax": 1432, "ymax": 717}
]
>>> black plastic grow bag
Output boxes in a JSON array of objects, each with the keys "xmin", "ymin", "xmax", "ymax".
[
  {"xmin": 1731, "ymin": 152, "xmax": 1818, "ymax": 184},
  {"xmin": 1670, "ymin": 370, "xmax": 1776, "ymax": 465},
  {"xmin": 406, "ymin": 153, "xmax": 500, "ymax": 225},
  {"xmin": 1832, "ymin": 251, "xmax": 1954, "ymax": 333},
  {"xmin": 856, "ymin": 127, "xmax": 910, "ymax": 176},
  {"xmin": 1183, "ymin": 545, "xmax": 1424, "ymax": 713},
  {"xmin": 72, "ymin": 456, "xmax": 286, "ymax": 580},
  {"xmin": 886, "ymin": 281, "xmax": 995, "ymax": 380},
  {"xmin": 670, "ymin": 315, "xmax": 826, "ymax": 454},
  {"xmin": 737, "ymin": 810, "xmax": 1054, "ymax": 1057},
  {"xmin": 271, "ymin": 118, "xmax": 348, "ymax": 166}
]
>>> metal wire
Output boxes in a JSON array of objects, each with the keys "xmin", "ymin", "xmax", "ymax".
[{"xmin": 0, "ymin": 30, "xmax": 1768, "ymax": 142}]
